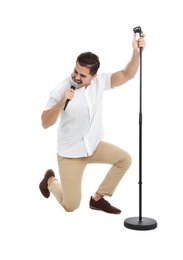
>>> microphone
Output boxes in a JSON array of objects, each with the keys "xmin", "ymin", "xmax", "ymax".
[{"xmin": 63, "ymin": 82, "xmax": 78, "ymax": 111}]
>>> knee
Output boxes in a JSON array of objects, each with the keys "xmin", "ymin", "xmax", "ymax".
[
  {"xmin": 64, "ymin": 205, "xmax": 79, "ymax": 212},
  {"xmin": 116, "ymin": 152, "xmax": 132, "ymax": 170},
  {"xmin": 63, "ymin": 201, "xmax": 80, "ymax": 212},
  {"xmin": 125, "ymin": 153, "xmax": 132, "ymax": 168}
]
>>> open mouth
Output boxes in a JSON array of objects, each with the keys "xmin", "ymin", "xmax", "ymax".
[
  {"xmin": 71, "ymin": 75, "xmax": 83, "ymax": 86},
  {"xmin": 74, "ymin": 78, "xmax": 82, "ymax": 86},
  {"xmin": 76, "ymin": 80, "xmax": 82, "ymax": 84}
]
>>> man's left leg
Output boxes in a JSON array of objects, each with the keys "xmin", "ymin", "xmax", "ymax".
[{"xmin": 88, "ymin": 141, "xmax": 132, "ymax": 214}]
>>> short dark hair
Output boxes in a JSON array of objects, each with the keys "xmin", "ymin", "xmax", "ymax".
[{"xmin": 76, "ymin": 52, "xmax": 100, "ymax": 76}]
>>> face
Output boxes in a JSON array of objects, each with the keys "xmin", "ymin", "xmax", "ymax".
[{"xmin": 72, "ymin": 62, "xmax": 96, "ymax": 88}]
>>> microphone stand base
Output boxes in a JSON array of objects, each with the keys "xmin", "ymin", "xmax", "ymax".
[{"xmin": 124, "ymin": 217, "xmax": 157, "ymax": 231}]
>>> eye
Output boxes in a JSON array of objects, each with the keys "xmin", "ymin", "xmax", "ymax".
[{"xmin": 80, "ymin": 74, "xmax": 87, "ymax": 78}]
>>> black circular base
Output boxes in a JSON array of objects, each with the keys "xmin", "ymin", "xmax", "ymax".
[{"xmin": 124, "ymin": 217, "xmax": 157, "ymax": 231}]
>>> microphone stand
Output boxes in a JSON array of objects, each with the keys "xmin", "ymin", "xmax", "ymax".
[{"xmin": 124, "ymin": 27, "xmax": 157, "ymax": 230}]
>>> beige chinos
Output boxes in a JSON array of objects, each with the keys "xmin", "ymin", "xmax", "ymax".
[{"xmin": 48, "ymin": 141, "xmax": 132, "ymax": 212}]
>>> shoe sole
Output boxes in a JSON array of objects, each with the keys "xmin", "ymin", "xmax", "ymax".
[{"xmin": 89, "ymin": 206, "xmax": 121, "ymax": 214}]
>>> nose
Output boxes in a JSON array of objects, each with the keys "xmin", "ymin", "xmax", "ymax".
[{"xmin": 75, "ymin": 74, "xmax": 81, "ymax": 81}]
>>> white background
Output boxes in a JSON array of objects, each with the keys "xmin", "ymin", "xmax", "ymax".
[{"xmin": 0, "ymin": 0, "xmax": 182, "ymax": 259}]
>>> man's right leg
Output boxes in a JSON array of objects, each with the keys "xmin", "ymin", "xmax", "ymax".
[{"xmin": 48, "ymin": 155, "xmax": 87, "ymax": 212}]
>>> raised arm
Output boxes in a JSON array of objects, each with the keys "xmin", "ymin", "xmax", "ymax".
[{"xmin": 111, "ymin": 33, "xmax": 145, "ymax": 88}]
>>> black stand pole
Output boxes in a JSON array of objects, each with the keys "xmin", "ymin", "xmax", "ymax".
[{"xmin": 124, "ymin": 27, "xmax": 157, "ymax": 231}]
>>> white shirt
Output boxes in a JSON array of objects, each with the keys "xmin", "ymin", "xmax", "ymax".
[{"xmin": 45, "ymin": 73, "xmax": 112, "ymax": 158}]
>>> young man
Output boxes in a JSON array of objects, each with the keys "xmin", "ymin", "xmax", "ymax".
[{"xmin": 39, "ymin": 33, "xmax": 146, "ymax": 214}]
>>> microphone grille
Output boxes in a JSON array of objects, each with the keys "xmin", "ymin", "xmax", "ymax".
[{"xmin": 71, "ymin": 81, "xmax": 78, "ymax": 89}]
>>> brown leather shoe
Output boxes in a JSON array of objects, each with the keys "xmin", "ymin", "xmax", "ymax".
[
  {"xmin": 89, "ymin": 196, "xmax": 121, "ymax": 214},
  {"xmin": 39, "ymin": 169, "xmax": 55, "ymax": 198}
]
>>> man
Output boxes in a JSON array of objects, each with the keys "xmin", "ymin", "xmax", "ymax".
[{"xmin": 39, "ymin": 32, "xmax": 146, "ymax": 214}]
